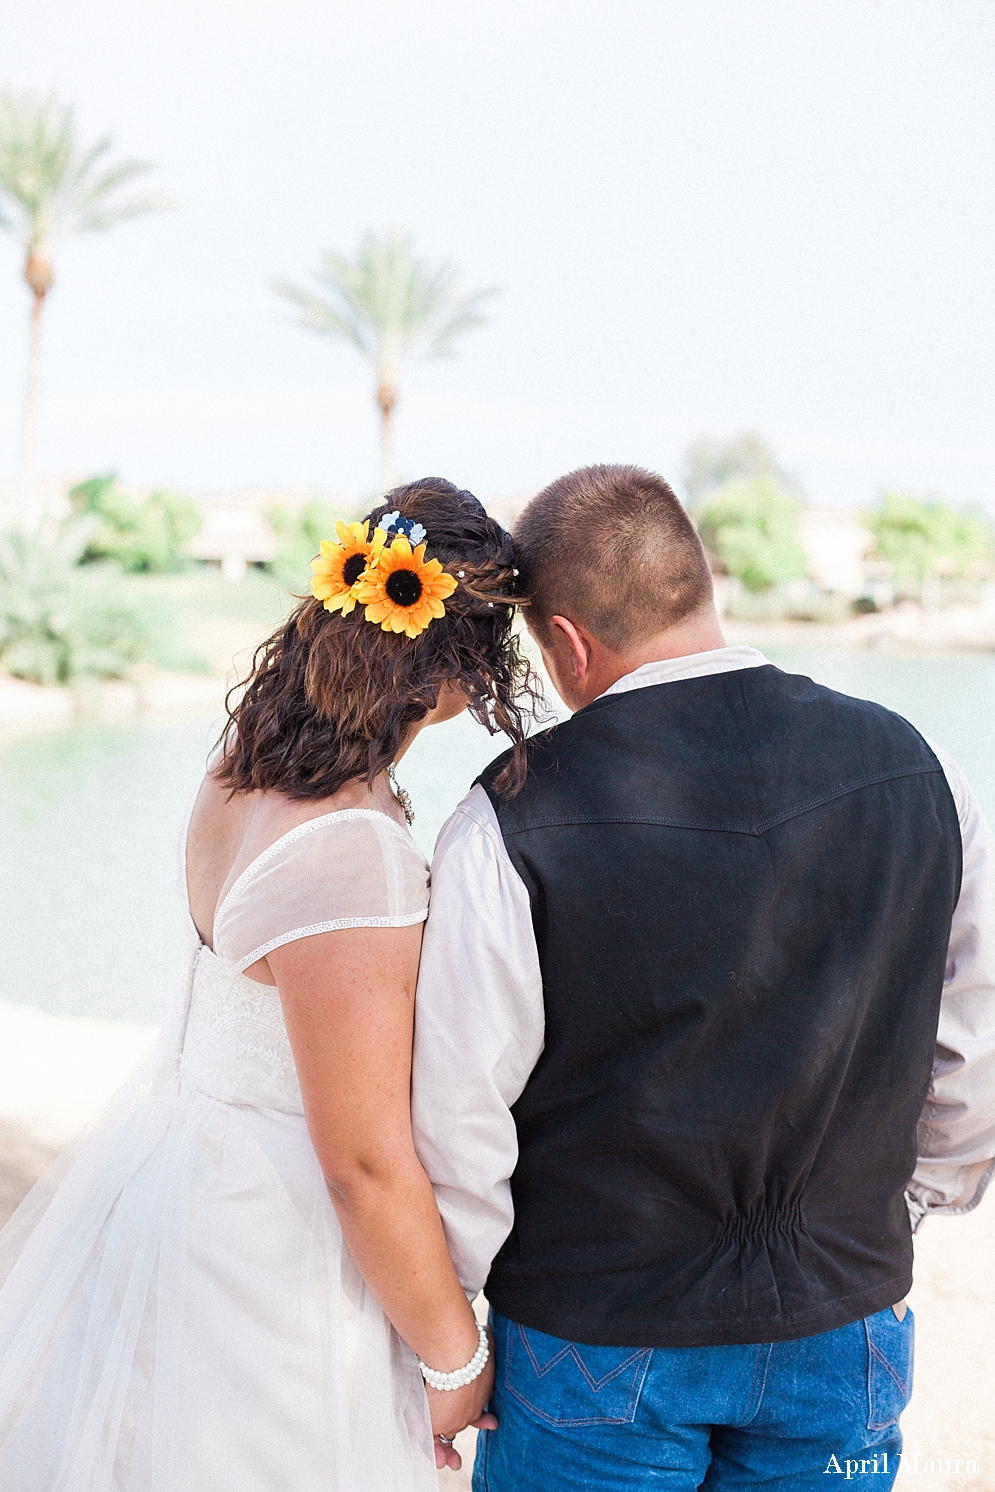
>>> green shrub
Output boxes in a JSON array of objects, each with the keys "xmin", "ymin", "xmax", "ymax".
[
  {"xmin": 0, "ymin": 520, "xmax": 156, "ymax": 685},
  {"xmin": 694, "ymin": 477, "xmax": 809, "ymax": 592},
  {"xmin": 69, "ymin": 474, "xmax": 202, "ymax": 573},
  {"xmin": 863, "ymin": 492, "xmax": 995, "ymax": 590},
  {"xmin": 265, "ymin": 499, "xmax": 356, "ymax": 588}
]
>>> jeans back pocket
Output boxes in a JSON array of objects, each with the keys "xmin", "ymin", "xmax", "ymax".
[
  {"xmin": 864, "ymin": 1305, "xmax": 914, "ymax": 1430},
  {"xmin": 499, "ymin": 1316, "xmax": 652, "ymax": 1427}
]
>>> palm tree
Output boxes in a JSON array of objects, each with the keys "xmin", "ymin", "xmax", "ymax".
[
  {"xmin": 0, "ymin": 91, "xmax": 169, "ymax": 495},
  {"xmin": 276, "ymin": 230, "xmax": 496, "ymax": 492}
]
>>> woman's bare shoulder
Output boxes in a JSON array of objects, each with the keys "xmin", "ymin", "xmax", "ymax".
[{"xmin": 186, "ymin": 769, "xmax": 411, "ymax": 951}]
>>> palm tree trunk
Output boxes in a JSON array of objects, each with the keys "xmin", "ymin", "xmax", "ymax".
[
  {"xmin": 377, "ymin": 380, "xmax": 397, "ymax": 494},
  {"xmin": 17, "ymin": 250, "xmax": 55, "ymax": 513},
  {"xmin": 18, "ymin": 291, "xmax": 45, "ymax": 483}
]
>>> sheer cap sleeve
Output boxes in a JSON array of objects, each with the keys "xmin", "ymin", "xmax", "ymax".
[{"xmin": 213, "ymin": 810, "xmax": 429, "ymax": 974}]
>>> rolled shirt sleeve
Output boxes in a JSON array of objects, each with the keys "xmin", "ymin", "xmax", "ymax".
[
  {"xmin": 411, "ymin": 785, "xmax": 545, "ymax": 1297},
  {"xmin": 907, "ymin": 742, "xmax": 995, "ymax": 1228}
]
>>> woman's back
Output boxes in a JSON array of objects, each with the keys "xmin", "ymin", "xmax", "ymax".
[
  {"xmin": 0, "ymin": 478, "xmax": 531, "ymax": 1487},
  {"xmin": 185, "ymin": 770, "xmax": 416, "ymax": 982},
  {"xmin": 180, "ymin": 781, "xmax": 430, "ymax": 1114}
]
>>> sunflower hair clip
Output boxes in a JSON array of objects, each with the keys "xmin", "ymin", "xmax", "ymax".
[{"xmin": 311, "ymin": 513, "xmax": 458, "ymax": 639}]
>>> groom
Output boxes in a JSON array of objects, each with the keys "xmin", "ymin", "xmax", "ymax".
[{"xmin": 412, "ymin": 465, "xmax": 995, "ymax": 1489}]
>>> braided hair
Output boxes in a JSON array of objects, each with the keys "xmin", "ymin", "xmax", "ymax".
[{"xmin": 217, "ymin": 478, "xmax": 542, "ymax": 799}]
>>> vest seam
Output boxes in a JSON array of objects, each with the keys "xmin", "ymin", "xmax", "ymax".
[{"xmin": 495, "ymin": 764, "xmax": 943, "ymax": 839}]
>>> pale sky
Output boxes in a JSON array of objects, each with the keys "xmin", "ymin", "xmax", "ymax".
[{"xmin": 0, "ymin": 0, "xmax": 993, "ymax": 509}]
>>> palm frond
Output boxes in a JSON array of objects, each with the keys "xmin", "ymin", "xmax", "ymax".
[
  {"xmin": 273, "ymin": 278, "xmax": 369, "ymax": 352},
  {"xmin": 65, "ymin": 134, "xmax": 114, "ymax": 189},
  {"xmin": 0, "ymin": 89, "xmax": 169, "ymax": 248},
  {"xmin": 0, "ymin": 92, "xmax": 75, "ymax": 227},
  {"xmin": 71, "ymin": 154, "xmax": 154, "ymax": 204},
  {"xmin": 279, "ymin": 229, "xmax": 497, "ymax": 378},
  {"xmin": 77, "ymin": 191, "xmax": 174, "ymax": 232},
  {"xmin": 425, "ymin": 287, "xmax": 498, "ymax": 358}
]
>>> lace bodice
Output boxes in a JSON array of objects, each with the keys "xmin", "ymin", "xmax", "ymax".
[{"xmin": 179, "ymin": 810, "xmax": 430, "ymax": 1113}]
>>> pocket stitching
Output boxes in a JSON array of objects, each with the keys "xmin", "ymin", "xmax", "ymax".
[
  {"xmin": 506, "ymin": 1326, "xmax": 653, "ymax": 1427},
  {"xmin": 518, "ymin": 1327, "xmax": 649, "ymax": 1393},
  {"xmin": 868, "ymin": 1340, "xmax": 911, "ymax": 1399},
  {"xmin": 739, "ymin": 1344, "xmax": 774, "ymax": 1427},
  {"xmin": 865, "ymin": 1314, "xmax": 913, "ymax": 1431}
]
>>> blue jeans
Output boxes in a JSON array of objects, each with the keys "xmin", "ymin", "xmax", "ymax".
[{"xmin": 472, "ymin": 1307, "xmax": 913, "ymax": 1490}]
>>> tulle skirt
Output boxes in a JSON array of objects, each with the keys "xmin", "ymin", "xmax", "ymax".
[{"xmin": 0, "ymin": 1052, "xmax": 438, "ymax": 1491}]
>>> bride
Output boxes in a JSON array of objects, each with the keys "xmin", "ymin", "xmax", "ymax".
[{"xmin": 0, "ymin": 479, "xmax": 536, "ymax": 1490}]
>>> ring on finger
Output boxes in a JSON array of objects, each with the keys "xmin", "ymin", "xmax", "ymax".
[{"xmin": 437, "ymin": 1434, "xmax": 455, "ymax": 1446}]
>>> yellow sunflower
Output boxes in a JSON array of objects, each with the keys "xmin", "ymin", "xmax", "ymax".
[
  {"xmin": 356, "ymin": 535, "xmax": 458, "ymax": 638},
  {"xmin": 310, "ymin": 520, "xmax": 374, "ymax": 615}
]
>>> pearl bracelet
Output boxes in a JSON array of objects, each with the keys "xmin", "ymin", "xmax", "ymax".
[{"xmin": 418, "ymin": 1323, "xmax": 490, "ymax": 1392}]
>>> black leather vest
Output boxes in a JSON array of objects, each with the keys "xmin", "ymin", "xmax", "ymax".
[{"xmin": 479, "ymin": 665, "xmax": 961, "ymax": 1347}]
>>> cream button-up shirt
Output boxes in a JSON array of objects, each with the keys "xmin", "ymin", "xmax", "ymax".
[{"xmin": 411, "ymin": 647, "xmax": 995, "ymax": 1297}]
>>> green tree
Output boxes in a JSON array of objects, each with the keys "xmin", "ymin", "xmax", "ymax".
[
  {"xmin": 694, "ymin": 476, "xmax": 808, "ymax": 592},
  {"xmin": 0, "ymin": 91, "xmax": 169, "ymax": 491},
  {"xmin": 276, "ymin": 230, "xmax": 495, "ymax": 492},
  {"xmin": 69, "ymin": 475, "xmax": 201, "ymax": 573},
  {"xmin": 0, "ymin": 518, "xmax": 154, "ymax": 685},
  {"xmin": 684, "ymin": 430, "xmax": 791, "ymax": 505},
  {"xmin": 864, "ymin": 492, "xmax": 995, "ymax": 593}
]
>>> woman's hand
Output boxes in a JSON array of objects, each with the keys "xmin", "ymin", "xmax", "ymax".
[{"xmin": 428, "ymin": 1347, "xmax": 498, "ymax": 1472}]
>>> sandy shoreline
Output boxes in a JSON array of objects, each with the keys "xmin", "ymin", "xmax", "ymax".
[
  {"xmin": 0, "ymin": 997, "xmax": 990, "ymax": 1489},
  {"xmin": 0, "ymin": 670, "xmax": 224, "ymax": 732},
  {"xmin": 722, "ymin": 598, "xmax": 995, "ymax": 654},
  {"xmin": 0, "ymin": 998, "xmax": 157, "ymax": 1156}
]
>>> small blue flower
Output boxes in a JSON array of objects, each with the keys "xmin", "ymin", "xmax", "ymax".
[{"xmin": 380, "ymin": 511, "xmax": 427, "ymax": 547}]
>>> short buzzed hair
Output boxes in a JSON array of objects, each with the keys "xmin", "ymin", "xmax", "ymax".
[{"xmin": 514, "ymin": 464, "xmax": 713, "ymax": 652}]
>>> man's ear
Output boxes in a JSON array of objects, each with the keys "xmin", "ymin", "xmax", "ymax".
[{"xmin": 548, "ymin": 616, "xmax": 591, "ymax": 682}]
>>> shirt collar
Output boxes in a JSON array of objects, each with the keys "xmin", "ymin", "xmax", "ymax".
[{"xmin": 598, "ymin": 645, "xmax": 770, "ymax": 701}]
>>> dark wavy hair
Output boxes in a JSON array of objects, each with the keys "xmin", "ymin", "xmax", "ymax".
[{"xmin": 215, "ymin": 478, "xmax": 540, "ymax": 798}]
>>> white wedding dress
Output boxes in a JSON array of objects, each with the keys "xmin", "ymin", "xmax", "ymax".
[{"xmin": 0, "ymin": 808, "xmax": 441, "ymax": 1492}]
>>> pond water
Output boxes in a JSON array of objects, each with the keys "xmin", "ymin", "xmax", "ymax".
[{"xmin": 2, "ymin": 648, "xmax": 993, "ymax": 1024}]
